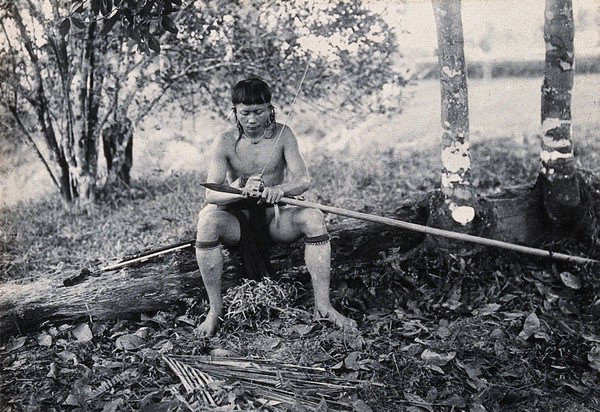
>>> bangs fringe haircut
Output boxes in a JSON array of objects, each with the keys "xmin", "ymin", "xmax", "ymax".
[{"xmin": 232, "ymin": 78, "xmax": 272, "ymax": 105}]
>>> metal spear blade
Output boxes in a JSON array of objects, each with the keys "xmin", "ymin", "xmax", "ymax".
[{"xmin": 200, "ymin": 182, "xmax": 244, "ymax": 195}]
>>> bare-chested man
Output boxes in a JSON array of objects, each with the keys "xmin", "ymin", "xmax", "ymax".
[{"xmin": 195, "ymin": 77, "xmax": 357, "ymax": 336}]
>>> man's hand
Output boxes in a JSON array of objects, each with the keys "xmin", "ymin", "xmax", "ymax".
[
  {"xmin": 239, "ymin": 175, "xmax": 285, "ymax": 204},
  {"xmin": 260, "ymin": 186, "xmax": 284, "ymax": 204},
  {"xmin": 241, "ymin": 175, "xmax": 264, "ymax": 198}
]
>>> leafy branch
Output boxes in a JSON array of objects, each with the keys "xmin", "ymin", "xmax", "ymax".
[{"xmin": 60, "ymin": 0, "xmax": 182, "ymax": 53}]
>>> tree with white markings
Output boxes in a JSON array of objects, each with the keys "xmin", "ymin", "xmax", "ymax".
[
  {"xmin": 539, "ymin": 0, "xmax": 581, "ymax": 222},
  {"xmin": 430, "ymin": 0, "xmax": 476, "ymax": 231},
  {"xmin": 427, "ymin": 0, "xmax": 597, "ymax": 249}
]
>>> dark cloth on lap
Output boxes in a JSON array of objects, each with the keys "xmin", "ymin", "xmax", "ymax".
[{"xmin": 227, "ymin": 198, "xmax": 274, "ymax": 279}]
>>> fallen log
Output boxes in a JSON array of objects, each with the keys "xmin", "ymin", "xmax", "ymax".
[
  {"xmin": 0, "ymin": 212, "xmax": 424, "ymax": 338},
  {"xmin": 0, "ymin": 258, "xmax": 204, "ymax": 337}
]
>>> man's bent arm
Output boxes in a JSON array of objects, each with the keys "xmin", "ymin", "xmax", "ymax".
[
  {"xmin": 205, "ymin": 135, "xmax": 244, "ymax": 205},
  {"xmin": 274, "ymin": 127, "xmax": 311, "ymax": 196},
  {"xmin": 271, "ymin": 175, "xmax": 311, "ymax": 197}
]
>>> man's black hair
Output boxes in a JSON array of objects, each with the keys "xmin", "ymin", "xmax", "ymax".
[
  {"xmin": 231, "ymin": 78, "xmax": 276, "ymax": 147},
  {"xmin": 231, "ymin": 77, "xmax": 272, "ymax": 105}
]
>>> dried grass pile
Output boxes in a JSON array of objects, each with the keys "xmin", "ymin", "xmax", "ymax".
[{"xmin": 221, "ymin": 277, "xmax": 310, "ymax": 331}]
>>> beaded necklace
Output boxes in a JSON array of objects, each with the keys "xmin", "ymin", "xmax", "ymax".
[{"xmin": 242, "ymin": 127, "xmax": 268, "ymax": 144}]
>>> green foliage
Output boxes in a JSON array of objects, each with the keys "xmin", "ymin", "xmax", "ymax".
[
  {"xmin": 1, "ymin": 0, "xmax": 407, "ymax": 203},
  {"xmin": 61, "ymin": 0, "xmax": 181, "ymax": 53},
  {"xmin": 1, "ymin": 0, "xmax": 196, "ymax": 203},
  {"xmin": 161, "ymin": 0, "xmax": 406, "ymax": 115}
]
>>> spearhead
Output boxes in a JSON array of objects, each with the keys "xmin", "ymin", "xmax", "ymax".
[{"xmin": 200, "ymin": 182, "xmax": 244, "ymax": 195}]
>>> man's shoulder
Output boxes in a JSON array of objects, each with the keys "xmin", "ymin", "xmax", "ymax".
[
  {"xmin": 213, "ymin": 128, "xmax": 237, "ymax": 145},
  {"xmin": 217, "ymin": 126, "xmax": 239, "ymax": 139},
  {"xmin": 211, "ymin": 128, "xmax": 238, "ymax": 155},
  {"xmin": 271, "ymin": 122, "xmax": 296, "ymax": 140}
]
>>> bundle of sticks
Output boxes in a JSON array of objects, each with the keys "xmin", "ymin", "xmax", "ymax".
[{"xmin": 163, "ymin": 354, "xmax": 380, "ymax": 410}]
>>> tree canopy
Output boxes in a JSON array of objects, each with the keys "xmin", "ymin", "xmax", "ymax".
[
  {"xmin": 0, "ymin": 0, "xmax": 406, "ymax": 204},
  {"xmin": 159, "ymin": 0, "xmax": 405, "ymax": 116},
  {"xmin": 60, "ymin": 0, "xmax": 181, "ymax": 53}
]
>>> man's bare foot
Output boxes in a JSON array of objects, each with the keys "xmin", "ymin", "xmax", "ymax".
[
  {"xmin": 194, "ymin": 312, "xmax": 221, "ymax": 337},
  {"xmin": 316, "ymin": 306, "xmax": 358, "ymax": 330}
]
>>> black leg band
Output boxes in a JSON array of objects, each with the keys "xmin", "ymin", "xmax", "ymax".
[
  {"xmin": 195, "ymin": 240, "xmax": 220, "ymax": 249},
  {"xmin": 304, "ymin": 234, "xmax": 330, "ymax": 245}
]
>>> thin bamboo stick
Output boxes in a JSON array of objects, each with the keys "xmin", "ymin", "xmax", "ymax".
[{"xmin": 101, "ymin": 240, "xmax": 195, "ymax": 271}]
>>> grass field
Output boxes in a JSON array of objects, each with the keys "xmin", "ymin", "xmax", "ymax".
[
  {"xmin": 1, "ymin": 75, "xmax": 599, "ymax": 411},
  {"xmin": 2, "ymin": 74, "xmax": 599, "ymax": 207}
]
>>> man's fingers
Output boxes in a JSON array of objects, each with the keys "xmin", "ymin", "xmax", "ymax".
[
  {"xmin": 243, "ymin": 179, "xmax": 263, "ymax": 198},
  {"xmin": 261, "ymin": 188, "xmax": 283, "ymax": 204},
  {"xmin": 271, "ymin": 192, "xmax": 281, "ymax": 203}
]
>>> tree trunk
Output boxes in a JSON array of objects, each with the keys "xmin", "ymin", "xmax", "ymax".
[
  {"xmin": 430, "ymin": 0, "xmax": 476, "ymax": 240},
  {"xmin": 0, "ymin": 264, "xmax": 201, "ymax": 337},
  {"xmin": 539, "ymin": 0, "xmax": 580, "ymax": 223},
  {"xmin": 8, "ymin": 3, "xmax": 103, "ymax": 205},
  {"xmin": 7, "ymin": 4, "xmax": 69, "ymax": 201},
  {"xmin": 68, "ymin": 20, "xmax": 101, "ymax": 205},
  {"xmin": 103, "ymin": 118, "xmax": 134, "ymax": 185}
]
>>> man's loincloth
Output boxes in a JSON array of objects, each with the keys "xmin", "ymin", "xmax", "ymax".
[{"xmin": 227, "ymin": 198, "xmax": 274, "ymax": 279}]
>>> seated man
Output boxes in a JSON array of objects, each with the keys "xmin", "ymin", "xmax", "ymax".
[{"xmin": 195, "ymin": 77, "xmax": 357, "ymax": 336}]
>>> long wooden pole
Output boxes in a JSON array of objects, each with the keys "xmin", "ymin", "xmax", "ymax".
[
  {"xmin": 201, "ymin": 183, "xmax": 598, "ymax": 266},
  {"xmin": 281, "ymin": 197, "xmax": 597, "ymax": 265}
]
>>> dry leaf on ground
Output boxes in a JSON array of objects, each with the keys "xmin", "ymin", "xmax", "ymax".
[{"xmin": 517, "ymin": 312, "xmax": 540, "ymax": 341}]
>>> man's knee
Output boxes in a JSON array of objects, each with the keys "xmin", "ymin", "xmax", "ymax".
[
  {"xmin": 196, "ymin": 210, "xmax": 227, "ymax": 238},
  {"xmin": 197, "ymin": 208, "xmax": 241, "ymax": 246},
  {"xmin": 297, "ymin": 208, "xmax": 327, "ymax": 235}
]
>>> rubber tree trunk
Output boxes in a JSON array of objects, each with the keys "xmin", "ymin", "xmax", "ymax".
[
  {"xmin": 431, "ymin": 0, "xmax": 475, "ymax": 228},
  {"xmin": 539, "ymin": 0, "xmax": 580, "ymax": 222}
]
